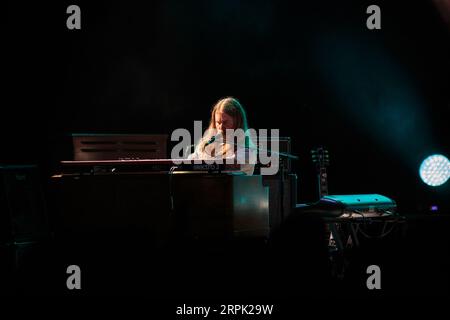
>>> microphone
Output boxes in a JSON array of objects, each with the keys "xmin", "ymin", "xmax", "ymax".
[
  {"xmin": 205, "ymin": 132, "xmax": 221, "ymax": 147},
  {"xmin": 204, "ymin": 135, "xmax": 216, "ymax": 147}
]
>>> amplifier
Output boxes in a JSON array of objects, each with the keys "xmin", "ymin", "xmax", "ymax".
[
  {"xmin": 257, "ymin": 136, "xmax": 292, "ymax": 173},
  {"xmin": 0, "ymin": 165, "xmax": 49, "ymax": 243}
]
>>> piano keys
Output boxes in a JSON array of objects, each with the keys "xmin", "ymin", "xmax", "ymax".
[{"xmin": 59, "ymin": 158, "xmax": 242, "ymax": 174}]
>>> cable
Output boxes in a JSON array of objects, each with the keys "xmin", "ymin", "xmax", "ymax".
[
  {"xmin": 348, "ymin": 209, "xmax": 401, "ymax": 240},
  {"xmin": 352, "ymin": 210, "xmax": 366, "ymax": 224},
  {"xmin": 357, "ymin": 220, "xmax": 399, "ymax": 239}
]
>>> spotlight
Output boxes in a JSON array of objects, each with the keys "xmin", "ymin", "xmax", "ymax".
[{"xmin": 419, "ymin": 154, "xmax": 450, "ymax": 187}]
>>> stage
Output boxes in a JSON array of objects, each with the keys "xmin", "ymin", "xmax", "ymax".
[{"xmin": 3, "ymin": 0, "xmax": 450, "ymax": 307}]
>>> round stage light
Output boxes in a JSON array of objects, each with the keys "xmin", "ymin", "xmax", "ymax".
[{"xmin": 419, "ymin": 154, "xmax": 450, "ymax": 187}]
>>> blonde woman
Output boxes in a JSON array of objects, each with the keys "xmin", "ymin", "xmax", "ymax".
[{"xmin": 188, "ymin": 97, "xmax": 256, "ymax": 175}]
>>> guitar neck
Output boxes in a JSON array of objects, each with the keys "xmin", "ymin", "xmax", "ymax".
[
  {"xmin": 311, "ymin": 147, "xmax": 330, "ymax": 199},
  {"xmin": 318, "ymin": 166, "xmax": 329, "ymax": 198}
]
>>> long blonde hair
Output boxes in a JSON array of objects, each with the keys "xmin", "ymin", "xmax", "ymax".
[{"xmin": 196, "ymin": 97, "xmax": 253, "ymax": 155}]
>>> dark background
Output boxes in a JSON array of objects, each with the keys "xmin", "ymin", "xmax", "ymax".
[
  {"xmin": 3, "ymin": 0, "xmax": 450, "ymax": 299},
  {"xmin": 4, "ymin": 1, "xmax": 449, "ymax": 213}
]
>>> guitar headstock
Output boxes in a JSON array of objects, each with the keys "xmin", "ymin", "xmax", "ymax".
[{"xmin": 311, "ymin": 146, "xmax": 330, "ymax": 169}]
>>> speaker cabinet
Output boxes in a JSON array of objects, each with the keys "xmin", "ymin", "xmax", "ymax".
[
  {"xmin": 0, "ymin": 165, "xmax": 49, "ymax": 244},
  {"xmin": 257, "ymin": 136, "xmax": 292, "ymax": 173},
  {"xmin": 263, "ymin": 173, "xmax": 297, "ymax": 231}
]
